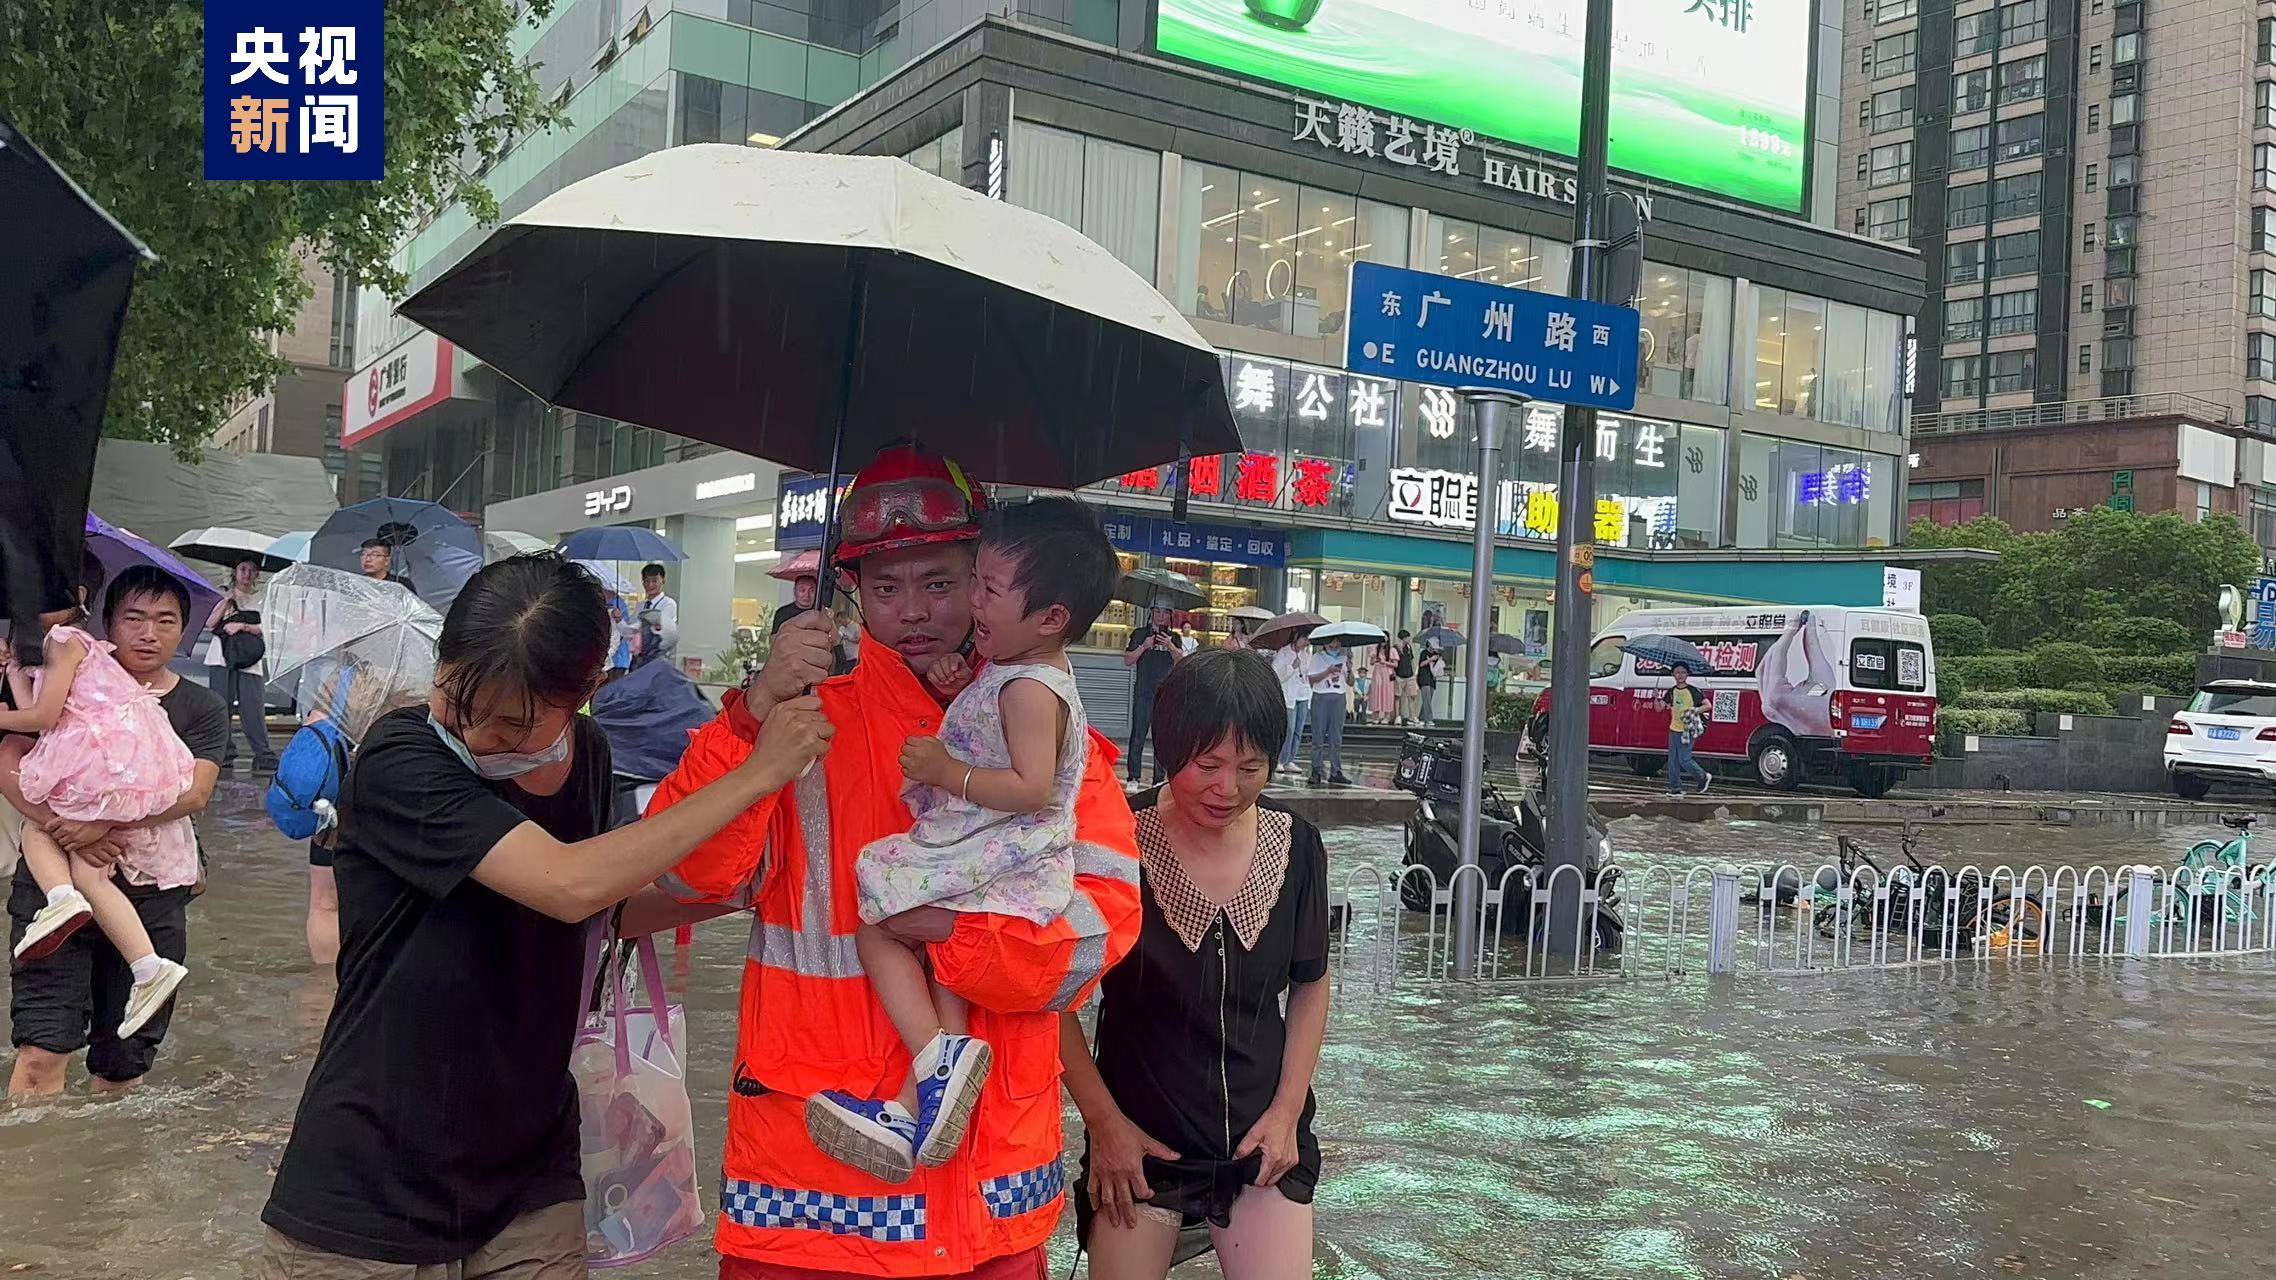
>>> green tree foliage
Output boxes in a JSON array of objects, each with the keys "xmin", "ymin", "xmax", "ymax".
[
  {"xmin": 0, "ymin": 0, "xmax": 556, "ymax": 449},
  {"xmin": 1906, "ymin": 507, "xmax": 2260, "ymax": 651},
  {"xmin": 1927, "ymin": 613, "xmax": 1990, "ymax": 656}
]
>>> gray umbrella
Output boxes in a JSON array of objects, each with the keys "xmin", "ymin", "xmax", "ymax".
[
  {"xmin": 1118, "ymin": 566, "xmax": 1206, "ymax": 610},
  {"xmin": 1621, "ymin": 632, "xmax": 1710, "ymax": 672}
]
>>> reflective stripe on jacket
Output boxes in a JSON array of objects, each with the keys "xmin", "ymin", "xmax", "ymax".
[{"xmin": 649, "ymin": 631, "xmax": 1141, "ymax": 1275}]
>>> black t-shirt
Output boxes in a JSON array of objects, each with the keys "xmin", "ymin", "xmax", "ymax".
[
  {"xmin": 770, "ymin": 599, "xmax": 812, "ymax": 636},
  {"xmin": 262, "ymin": 707, "xmax": 612, "ymax": 1264},
  {"xmin": 1417, "ymin": 647, "xmax": 1442, "ymax": 687},
  {"xmin": 1393, "ymin": 643, "xmax": 1415, "ymax": 679},
  {"xmin": 1127, "ymin": 624, "xmax": 1177, "ymax": 688}
]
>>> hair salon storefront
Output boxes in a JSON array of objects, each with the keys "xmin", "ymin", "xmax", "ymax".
[{"xmin": 781, "ymin": 19, "xmax": 1925, "ymax": 734}]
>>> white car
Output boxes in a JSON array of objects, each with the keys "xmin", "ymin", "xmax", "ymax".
[{"xmin": 2164, "ymin": 680, "xmax": 2276, "ymax": 799}]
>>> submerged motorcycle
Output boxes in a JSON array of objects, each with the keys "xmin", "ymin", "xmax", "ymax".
[{"xmin": 1392, "ymin": 736, "xmax": 1625, "ymax": 953}]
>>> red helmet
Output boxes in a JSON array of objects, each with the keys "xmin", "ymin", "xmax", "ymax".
[{"xmin": 831, "ymin": 440, "xmax": 989, "ymax": 565}]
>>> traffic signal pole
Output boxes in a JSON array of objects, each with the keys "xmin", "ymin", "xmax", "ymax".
[{"xmin": 1543, "ymin": 0, "xmax": 1617, "ymax": 960}]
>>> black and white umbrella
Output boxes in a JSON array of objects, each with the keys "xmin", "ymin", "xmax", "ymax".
[{"xmin": 171, "ymin": 526, "xmax": 292, "ymax": 573}]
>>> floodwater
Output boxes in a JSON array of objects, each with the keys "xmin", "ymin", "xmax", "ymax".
[{"xmin": 4, "ymin": 783, "xmax": 2275, "ymax": 1279}]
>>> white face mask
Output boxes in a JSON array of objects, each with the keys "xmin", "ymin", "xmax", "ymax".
[{"xmin": 430, "ymin": 716, "xmax": 570, "ymax": 780}]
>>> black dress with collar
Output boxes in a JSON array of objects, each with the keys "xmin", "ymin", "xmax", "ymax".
[{"xmin": 1077, "ymin": 789, "xmax": 1329, "ymax": 1242}]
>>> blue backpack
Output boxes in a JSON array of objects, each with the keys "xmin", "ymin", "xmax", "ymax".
[{"xmin": 265, "ymin": 669, "xmax": 359, "ymax": 841}]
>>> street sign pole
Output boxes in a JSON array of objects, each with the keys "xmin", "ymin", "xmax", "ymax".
[
  {"xmin": 1545, "ymin": 0, "xmax": 1619, "ymax": 961},
  {"xmin": 1451, "ymin": 390, "xmax": 1522, "ymax": 979}
]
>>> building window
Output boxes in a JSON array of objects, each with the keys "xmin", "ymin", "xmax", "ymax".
[
  {"xmin": 1873, "ymin": 31, "xmax": 1917, "ymax": 77},
  {"xmin": 1986, "ymin": 349, "xmax": 2035, "ymax": 393},
  {"xmin": 2111, "ymin": 124, "xmax": 2138, "ymax": 155},
  {"xmin": 1869, "ymin": 141, "xmax": 1913, "ymax": 186},
  {"xmin": 1868, "ymin": 86, "xmax": 1916, "ymax": 131},
  {"xmin": 2000, "ymin": 0, "xmax": 2044, "ymax": 44},
  {"xmin": 2084, "ymin": 223, "xmax": 2097, "ymax": 250},
  {"xmin": 2257, "ymin": 207, "xmax": 2276, "ymax": 254},
  {"xmin": 1954, "ymin": 10, "xmax": 1996, "ymax": 57},
  {"xmin": 2261, "ymin": 16, "xmax": 2274, "ymax": 65},
  {"xmin": 901, "ymin": 128, "xmax": 962, "ymax": 180},
  {"xmin": 1947, "ymin": 181, "xmax": 1988, "ymax": 228},
  {"xmin": 1909, "ymin": 478, "xmax": 1987, "ymax": 525},
  {"xmin": 1988, "ymin": 289, "xmax": 2037, "ymax": 336},
  {"xmin": 2113, "ymin": 31, "xmax": 2142, "ymax": 65},
  {"xmin": 2260, "ymin": 82, "xmax": 2276, "ymax": 130},
  {"xmin": 2085, "ymin": 164, "xmax": 2099, "ymax": 193},
  {"xmin": 1951, "ymin": 124, "xmax": 1991, "ymax": 170},
  {"xmin": 1991, "ymin": 171, "xmax": 2040, "ymax": 219},
  {"xmin": 1955, "ymin": 68, "xmax": 1993, "ymax": 114},
  {"xmin": 2110, "ymin": 156, "xmax": 2138, "ymax": 186},
  {"xmin": 1945, "ymin": 296, "xmax": 1985, "ymax": 341},
  {"xmin": 2088, "ymin": 44, "xmax": 2103, "ymax": 73},
  {"xmin": 2088, "ymin": 105, "xmax": 2101, "ymax": 134},
  {"xmin": 2106, "ymin": 247, "xmax": 2135, "ymax": 277},
  {"xmin": 1636, "ymin": 263, "xmax": 1736, "ymax": 404},
  {"xmin": 2197, "ymin": 483, "xmax": 2214, "ymax": 523},
  {"xmin": 2081, "ymin": 283, "xmax": 2095, "ymax": 311},
  {"xmin": 2110, "ymin": 94, "xmax": 2139, "ymax": 127},
  {"xmin": 2253, "ymin": 396, "xmax": 2276, "ymax": 429},
  {"xmin": 1998, "ymin": 54, "xmax": 2046, "ymax": 104},
  {"xmin": 2255, "ymin": 270, "xmax": 2276, "ymax": 318},
  {"xmin": 1943, "ymin": 354, "xmax": 1981, "ymax": 398},
  {"xmin": 1991, "ymin": 230, "xmax": 2040, "ymax": 279},
  {"xmin": 1868, "ymin": 197, "xmax": 1911, "ymax": 241},
  {"xmin": 1011, "ymin": 122, "xmax": 1162, "ymax": 280},
  {"xmin": 1174, "ymin": 159, "xmax": 1408, "ymax": 340},
  {"xmin": 2253, "ymin": 333, "xmax": 2276, "ymax": 382},
  {"xmin": 2103, "ymin": 369, "xmax": 2134, "ymax": 395},
  {"xmin": 1996, "ymin": 114, "xmax": 2045, "ymax": 160},
  {"xmin": 1877, "ymin": 0, "xmax": 1918, "ymax": 18},
  {"xmin": 1946, "ymin": 240, "xmax": 1986, "ymax": 284},
  {"xmin": 2107, "ymin": 216, "xmax": 2136, "ymax": 248},
  {"xmin": 2078, "ymin": 344, "xmax": 2092, "ymax": 373}
]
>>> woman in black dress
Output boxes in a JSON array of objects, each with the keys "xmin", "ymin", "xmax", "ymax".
[{"xmin": 1061, "ymin": 648, "xmax": 1331, "ymax": 1279}]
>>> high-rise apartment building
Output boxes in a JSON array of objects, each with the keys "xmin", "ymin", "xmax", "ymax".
[
  {"xmin": 1844, "ymin": 0, "xmax": 2276, "ymax": 548},
  {"xmin": 213, "ymin": 246, "xmax": 383, "ymax": 501}
]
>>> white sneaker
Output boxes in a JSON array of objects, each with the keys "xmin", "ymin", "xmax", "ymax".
[
  {"xmin": 117, "ymin": 959, "xmax": 188, "ymax": 1039},
  {"xmin": 12, "ymin": 888, "xmax": 93, "ymax": 962}
]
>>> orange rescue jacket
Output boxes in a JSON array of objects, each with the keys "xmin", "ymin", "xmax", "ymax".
[{"xmin": 650, "ymin": 632, "xmax": 1141, "ymax": 1275}]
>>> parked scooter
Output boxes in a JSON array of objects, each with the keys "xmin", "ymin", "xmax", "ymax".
[{"xmin": 1392, "ymin": 735, "xmax": 1624, "ymax": 953}]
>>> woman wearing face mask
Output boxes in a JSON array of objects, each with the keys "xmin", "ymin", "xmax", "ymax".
[
  {"xmin": 257, "ymin": 554, "xmax": 833, "ymax": 1279},
  {"xmin": 1062, "ymin": 649, "xmax": 1330, "ymax": 1280}
]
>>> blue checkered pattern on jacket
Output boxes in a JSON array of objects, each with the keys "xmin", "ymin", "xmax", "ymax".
[
  {"xmin": 719, "ymin": 1180, "xmax": 927, "ymax": 1242},
  {"xmin": 979, "ymin": 1159, "xmax": 1066, "ymax": 1219}
]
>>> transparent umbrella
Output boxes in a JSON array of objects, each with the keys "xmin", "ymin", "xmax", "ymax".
[{"xmin": 260, "ymin": 564, "xmax": 444, "ymax": 742}]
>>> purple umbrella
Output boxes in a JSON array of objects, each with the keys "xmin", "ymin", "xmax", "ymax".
[{"xmin": 85, "ymin": 513, "xmax": 222, "ymax": 650}]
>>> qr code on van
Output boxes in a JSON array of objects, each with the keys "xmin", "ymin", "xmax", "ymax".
[
  {"xmin": 1898, "ymin": 649, "xmax": 1924, "ymax": 687},
  {"xmin": 1711, "ymin": 689, "xmax": 1740, "ymax": 722}
]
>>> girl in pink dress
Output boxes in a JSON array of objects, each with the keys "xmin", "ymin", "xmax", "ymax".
[
  {"xmin": 5, "ymin": 605, "xmax": 196, "ymax": 1038},
  {"xmin": 1367, "ymin": 647, "xmax": 1398, "ymax": 721}
]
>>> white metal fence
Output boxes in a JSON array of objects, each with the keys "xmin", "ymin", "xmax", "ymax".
[{"xmin": 1327, "ymin": 857, "xmax": 2276, "ymax": 988}]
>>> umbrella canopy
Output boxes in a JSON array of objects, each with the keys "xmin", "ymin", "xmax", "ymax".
[
  {"xmin": 484, "ymin": 529, "xmax": 552, "ymax": 563},
  {"xmin": 262, "ymin": 564, "xmax": 444, "ymax": 742},
  {"xmin": 768, "ymin": 548, "xmax": 822, "ymax": 582},
  {"xmin": 1622, "ymin": 633, "xmax": 1711, "ymax": 673},
  {"xmin": 84, "ymin": 513, "xmax": 220, "ymax": 649},
  {"xmin": 1416, "ymin": 625, "xmax": 1465, "ymax": 650},
  {"xmin": 1, "ymin": 115, "xmax": 155, "ymax": 663},
  {"xmin": 557, "ymin": 525, "xmax": 685, "ymax": 564},
  {"xmin": 589, "ymin": 660, "xmax": 716, "ymax": 784},
  {"xmin": 170, "ymin": 526, "xmax": 290, "ymax": 573},
  {"xmin": 1311, "ymin": 620, "xmax": 1388, "ymax": 647},
  {"xmin": 1117, "ymin": 566, "xmax": 1206, "ymax": 611},
  {"xmin": 1488, "ymin": 633, "xmax": 1530, "ymax": 656},
  {"xmin": 313, "ymin": 498, "xmax": 483, "ymax": 616},
  {"xmin": 1228, "ymin": 605, "xmax": 1275, "ymax": 624},
  {"xmin": 399, "ymin": 147, "xmax": 1242, "ymax": 493},
  {"xmin": 1250, "ymin": 610, "xmax": 1326, "ymax": 651}
]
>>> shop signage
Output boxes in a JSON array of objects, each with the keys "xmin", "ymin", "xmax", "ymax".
[
  {"xmin": 777, "ymin": 472, "xmax": 851, "ymax": 549},
  {"xmin": 1290, "ymin": 100, "xmax": 1660, "ymax": 221},
  {"xmin": 1100, "ymin": 514, "xmax": 1285, "ymax": 568},
  {"xmin": 1882, "ymin": 567, "xmax": 1921, "ymax": 612},
  {"xmin": 582, "ymin": 484, "xmax": 635, "ymax": 518},
  {"xmin": 1795, "ymin": 463, "xmax": 1871, "ymax": 507},
  {"xmin": 1387, "ymin": 467, "xmax": 1676, "ymax": 548},
  {"xmin": 1344, "ymin": 262, "xmax": 1641, "ymax": 411},
  {"xmin": 342, "ymin": 333, "xmax": 455, "ymax": 448},
  {"xmin": 695, "ymin": 472, "xmax": 758, "ymax": 501}
]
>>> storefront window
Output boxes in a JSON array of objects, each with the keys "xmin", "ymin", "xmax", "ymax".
[
  {"xmin": 1636, "ymin": 263, "xmax": 1733, "ymax": 405},
  {"xmin": 901, "ymin": 127, "xmax": 963, "ymax": 180},
  {"xmin": 1481, "ymin": 410, "xmax": 1723, "ymax": 550},
  {"xmin": 1085, "ymin": 514, "xmax": 1282, "ymax": 649},
  {"xmin": 1174, "ymin": 160, "xmax": 1408, "ymax": 339},
  {"xmin": 1009, "ymin": 122, "xmax": 1160, "ymax": 281},
  {"xmin": 1752, "ymin": 286, "xmax": 1905, "ymax": 431},
  {"xmin": 1108, "ymin": 354, "xmax": 1376, "ymax": 517},
  {"xmin": 1426, "ymin": 215, "xmax": 1571, "ymax": 296},
  {"xmin": 1313, "ymin": 570, "xmax": 1396, "ymax": 630},
  {"xmin": 1734, "ymin": 434, "xmax": 1893, "ymax": 548}
]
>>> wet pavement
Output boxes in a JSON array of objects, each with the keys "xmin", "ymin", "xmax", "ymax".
[{"xmin": 5, "ymin": 779, "xmax": 2276, "ymax": 1279}]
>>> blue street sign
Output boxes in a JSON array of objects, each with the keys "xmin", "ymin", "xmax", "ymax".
[{"xmin": 1343, "ymin": 261, "xmax": 1642, "ymax": 412}]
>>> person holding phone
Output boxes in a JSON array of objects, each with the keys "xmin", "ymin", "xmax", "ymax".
[{"xmin": 1124, "ymin": 602, "xmax": 1181, "ymax": 784}]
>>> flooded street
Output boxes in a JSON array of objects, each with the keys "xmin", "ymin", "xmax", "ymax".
[{"xmin": 5, "ymin": 782, "xmax": 2276, "ymax": 1278}]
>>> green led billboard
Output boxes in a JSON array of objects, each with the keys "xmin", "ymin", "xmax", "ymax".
[{"xmin": 1155, "ymin": 0, "xmax": 1812, "ymax": 212}]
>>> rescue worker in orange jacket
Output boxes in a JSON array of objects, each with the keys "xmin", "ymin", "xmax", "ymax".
[{"xmin": 635, "ymin": 444, "xmax": 1143, "ymax": 1279}]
